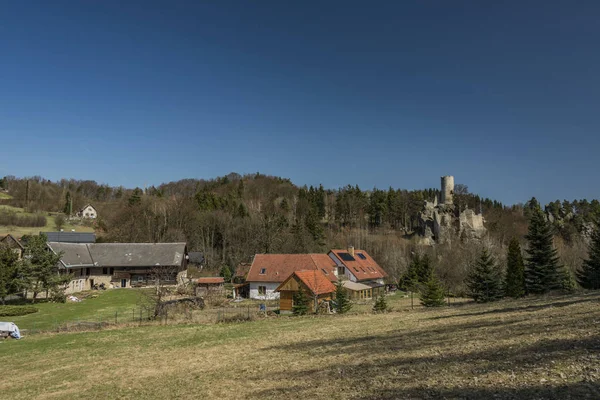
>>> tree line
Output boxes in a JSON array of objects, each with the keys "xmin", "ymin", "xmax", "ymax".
[{"xmin": 2, "ymin": 173, "xmax": 599, "ymax": 287}]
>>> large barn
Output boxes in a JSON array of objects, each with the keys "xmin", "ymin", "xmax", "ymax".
[{"xmin": 47, "ymin": 242, "xmax": 188, "ymax": 293}]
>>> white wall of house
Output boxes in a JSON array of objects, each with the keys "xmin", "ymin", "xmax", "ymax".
[
  {"xmin": 249, "ymin": 282, "xmax": 280, "ymax": 300},
  {"xmin": 80, "ymin": 206, "xmax": 97, "ymax": 219}
]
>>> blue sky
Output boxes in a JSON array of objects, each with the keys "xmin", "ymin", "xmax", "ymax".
[{"xmin": 1, "ymin": 1, "xmax": 599, "ymax": 205}]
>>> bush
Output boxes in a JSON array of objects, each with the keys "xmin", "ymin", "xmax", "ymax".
[
  {"xmin": 0, "ymin": 210, "xmax": 46, "ymax": 227},
  {"xmin": 0, "ymin": 305, "xmax": 39, "ymax": 317}
]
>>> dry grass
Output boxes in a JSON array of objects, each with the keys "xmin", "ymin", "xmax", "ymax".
[{"xmin": 1, "ymin": 292, "xmax": 600, "ymax": 399}]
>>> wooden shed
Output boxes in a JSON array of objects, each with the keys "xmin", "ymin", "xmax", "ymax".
[{"xmin": 275, "ymin": 270, "xmax": 336, "ymax": 312}]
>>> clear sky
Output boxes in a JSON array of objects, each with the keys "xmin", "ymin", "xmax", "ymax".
[{"xmin": 1, "ymin": 1, "xmax": 599, "ymax": 205}]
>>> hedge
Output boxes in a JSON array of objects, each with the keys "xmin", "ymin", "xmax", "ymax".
[{"xmin": 0, "ymin": 305, "xmax": 39, "ymax": 317}]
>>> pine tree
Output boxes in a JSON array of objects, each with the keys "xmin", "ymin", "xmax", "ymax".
[
  {"xmin": 333, "ymin": 280, "xmax": 352, "ymax": 314},
  {"xmin": 420, "ymin": 273, "xmax": 446, "ymax": 307},
  {"xmin": 466, "ymin": 248, "xmax": 504, "ymax": 303},
  {"xmin": 63, "ymin": 191, "xmax": 72, "ymax": 215},
  {"xmin": 372, "ymin": 293, "xmax": 388, "ymax": 313},
  {"xmin": 505, "ymin": 238, "xmax": 525, "ymax": 298},
  {"xmin": 220, "ymin": 266, "xmax": 232, "ymax": 282},
  {"xmin": 292, "ymin": 288, "xmax": 309, "ymax": 315},
  {"xmin": 0, "ymin": 245, "xmax": 21, "ymax": 305},
  {"xmin": 399, "ymin": 253, "xmax": 433, "ymax": 291},
  {"xmin": 525, "ymin": 206, "xmax": 564, "ymax": 294},
  {"xmin": 577, "ymin": 220, "xmax": 600, "ymax": 289}
]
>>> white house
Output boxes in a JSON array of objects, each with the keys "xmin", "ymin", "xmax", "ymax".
[
  {"xmin": 77, "ymin": 204, "xmax": 98, "ymax": 219},
  {"xmin": 245, "ymin": 254, "xmax": 338, "ymax": 300}
]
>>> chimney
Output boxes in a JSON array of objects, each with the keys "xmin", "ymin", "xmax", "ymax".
[{"xmin": 348, "ymin": 246, "xmax": 355, "ymax": 257}]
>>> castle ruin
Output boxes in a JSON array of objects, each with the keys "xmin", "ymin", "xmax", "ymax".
[{"xmin": 418, "ymin": 175, "xmax": 486, "ymax": 245}]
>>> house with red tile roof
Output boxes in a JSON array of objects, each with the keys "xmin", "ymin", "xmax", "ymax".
[
  {"xmin": 328, "ymin": 246, "xmax": 387, "ymax": 300},
  {"xmin": 245, "ymin": 247, "xmax": 386, "ymax": 300},
  {"xmin": 246, "ymin": 253, "xmax": 337, "ymax": 299},
  {"xmin": 275, "ymin": 270, "xmax": 336, "ymax": 312}
]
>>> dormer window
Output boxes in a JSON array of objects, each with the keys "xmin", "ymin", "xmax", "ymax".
[{"xmin": 259, "ymin": 268, "xmax": 266, "ymax": 275}]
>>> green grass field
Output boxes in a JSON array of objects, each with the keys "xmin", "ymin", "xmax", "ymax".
[
  {"xmin": 2, "ymin": 292, "xmax": 599, "ymax": 399},
  {"xmin": 8, "ymin": 290, "xmax": 148, "ymax": 331},
  {"xmin": 0, "ymin": 192, "xmax": 12, "ymax": 200},
  {"xmin": 0, "ymin": 204, "xmax": 94, "ymax": 237}
]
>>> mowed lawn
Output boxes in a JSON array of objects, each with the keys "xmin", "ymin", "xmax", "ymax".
[
  {"xmin": 1, "ymin": 293, "xmax": 599, "ymax": 399},
  {"xmin": 9, "ymin": 290, "xmax": 147, "ymax": 331}
]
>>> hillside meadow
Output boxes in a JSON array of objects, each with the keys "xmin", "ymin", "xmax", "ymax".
[
  {"xmin": 1, "ymin": 292, "xmax": 599, "ymax": 399},
  {"xmin": 0, "ymin": 204, "xmax": 94, "ymax": 237}
]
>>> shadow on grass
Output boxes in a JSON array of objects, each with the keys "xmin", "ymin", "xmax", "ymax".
[
  {"xmin": 429, "ymin": 295, "xmax": 599, "ymax": 321},
  {"xmin": 253, "ymin": 296, "xmax": 600, "ymax": 399}
]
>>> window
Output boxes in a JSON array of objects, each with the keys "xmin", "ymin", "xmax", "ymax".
[
  {"xmin": 86, "ymin": 268, "xmax": 90, "ymax": 276},
  {"xmin": 258, "ymin": 285, "xmax": 267, "ymax": 295},
  {"xmin": 357, "ymin": 253, "xmax": 367, "ymax": 260},
  {"xmin": 102, "ymin": 267, "xmax": 108, "ymax": 275},
  {"xmin": 109, "ymin": 267, "xmax": 114, "ymax": 275},
  {"xmin": 321, "ymin": 268, "xmax": 329, "ymax": 275},
  {"xmin": 339, "ymin": 252, "xmax": 356, "ymax": 261},
  {"xmin": 337, "ymin": 266, "xmax": 345, "ymax": 275},
  {"xmin": 259, "ymin": 268, "xmax": 266, "ymax": 275}
]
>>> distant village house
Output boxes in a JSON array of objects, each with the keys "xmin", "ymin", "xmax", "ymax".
[{"xmin": 76, "ymin": 204, "xmax": 98, "ymax": 219}]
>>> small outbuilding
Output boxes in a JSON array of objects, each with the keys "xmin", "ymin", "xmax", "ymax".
[
  {"xmin": 195, "ymin": 277, "xmax": 225, "ymax": 297},
  {"xmin": 275, "ymin": 270, "xmax": 336, "ymax": 312}
]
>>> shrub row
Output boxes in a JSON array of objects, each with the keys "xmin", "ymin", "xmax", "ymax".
[
  {"xmin": 0, "ymin": 211, "xmax": 46, "ymax": 227},
  {"xmin": 0, "ymin": 305, "xmax": 39, "ymax": 317}
]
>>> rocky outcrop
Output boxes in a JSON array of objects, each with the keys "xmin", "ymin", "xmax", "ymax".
[{"xmin": 417, "ymin": 176, "xmax": 486, "ymax": 245}]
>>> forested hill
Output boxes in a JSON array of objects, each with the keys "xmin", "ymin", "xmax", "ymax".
[{"xmin": 1, "ymin": 174, "xmax": 598, "ymax": 285}]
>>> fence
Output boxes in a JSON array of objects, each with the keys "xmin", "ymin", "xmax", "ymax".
[
  {"xmin": 19, "ymin": 303, "xmax": 280, "ymax": 335},
  {"xmin": 17, "ymin": 293, "xmax": 471, "ymax": 336}
]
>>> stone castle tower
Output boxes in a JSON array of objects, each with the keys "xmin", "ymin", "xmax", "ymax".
[{"xmin": 440, "ymin": 175, "xmax": 454, "ymax": 205}]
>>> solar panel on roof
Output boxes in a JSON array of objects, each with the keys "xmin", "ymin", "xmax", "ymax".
[
  {"xmin": 357, "ymin": 253, "xmax": 367, "ymax": 260},
  {"xmin": 339, "ymin": 252, "xmax": 355, "ymax": 261}
]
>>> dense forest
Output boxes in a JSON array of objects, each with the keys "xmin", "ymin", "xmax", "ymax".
[{"xmin": 1, "ymin": 174, "xmax": 598, "ymax": 294}]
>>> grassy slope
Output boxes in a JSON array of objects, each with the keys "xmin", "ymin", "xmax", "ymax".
[
  {"xmin": 9, "ymin": 290, "xmax": 147, "ymax": 331},
  {"xmin": 2, "ymin": 293, "xmax": 599, "ymax": 399},
  {"xmin": 0, "ymin": 204, "xmax": 94, "ymax": 237},
  {"xmin": 0, "ymin": 192, "xmax": 12, "ymax": 200}
]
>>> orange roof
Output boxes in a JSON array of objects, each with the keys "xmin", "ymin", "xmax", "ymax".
[
  {"xmin": 234, "ymin": 263, "xmax": 251, "ymax": 278},
  {"xmin": 246, "ymin": 254, "xmax": 338, "ymax": 283},
  {"xmin": 197, "ymin": 277, "xmax": 225, "ymax": 284},
  {"xmin": 329, "ymin": 249, "xmax": 388, "ymax": 281},
  {"xmin": 276, "ymin": 270, "xmax": 336, "ymax": 295}
]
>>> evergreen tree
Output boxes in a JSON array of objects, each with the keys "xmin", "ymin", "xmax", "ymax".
[
  {"xmin": 128, "ymin": 188, "xmax": 143, "ymax": 206},
  {"xmin": 466, "ymin": 248, "xmax": 504, "ymax": 303},
  {"xmin": 22, "ymin": 234, "xmax": 70, "ymax": 303},
  {"xmin": 0, "ymin": 245, "xmax": 21, "ymax": 305},
  {"xmin": 292, "ymin": 288, "xmax": 309, "ymax": 315},
  {"xmin": 63, "ymin": 191, "xmax": 72, "ymax": 215},
  {"xmin": 333, "ymin": 280, "xmax": 352, "ymax": 314},
  {"xmin": 399, "ymin": 253, "xmax": 433, "ymax": 290},
  {"xmin": 420, "ymin": 273, "xmax": 446, "ymax": 307},
  {"xmin": 525, "ymin": 206, "xmax": 564, "ymax": 294},
  {"xmin": 505, "ymin": 238, "xmax": 525, "ymax": 298},
  {"xmin": 220, "ymin": 265, "xmax": 232, "ymax": 282},
  {"xmin": 577, "ymin": 220, "xmax": 600, "ymax": 289},
  {"xmin": 372, "ymin": 293, "xmax": 388, "ymax": 313}
]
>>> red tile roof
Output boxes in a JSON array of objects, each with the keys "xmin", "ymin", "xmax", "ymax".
[
  {"xmin": 329, "ymin": 249, "xmax": 388, "ymax": 281},
  {"xmin": 277, "ymin": 270, "xmax": 336, "ymax": 296},
  {"xmin": 234, "ymin": 263, "xmax": 251, "ymax": 278},
  {"xmin": 246, "ymin": 254, "xmax": 338, "ymax": 283},
  {"xmin": 197, "ymin": 277, "xmax": 225, "ymax": 284}
]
